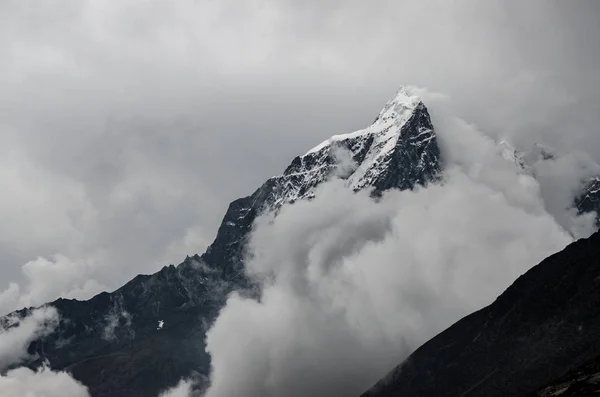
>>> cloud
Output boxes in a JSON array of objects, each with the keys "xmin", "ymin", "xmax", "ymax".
[
  {"xmin": 159, "ymin": 380, "xmax": 194, "ymax": 397},
  {"xmin": 0, "ymin": 366, "xmax": 90, "ymax": 397},
  {"xmin": 0, "ymin": 1, "xmax": 598, "ymax": 308},
  {"xmin": 529, "ymin": 153, "xmax": 600, "ymax": 236},
  {"xmin": 0, "ymin": 306, "xmax": 59, "ymax": 371},
  {"xmin": 0, "ymin": 2, "xmax": 597, "ymax": 395},
  {"xmin": 201, "ymin": 98, "xmax": 579, "ymax": 396},
  {"xmin": 0, "ymin": 307, "xmax": 91, "ymax": 397},
  {"xmin": 0, "ymin": 255, "xmax": 106, "ymax": 316},
  {"xmin": 418, "ymin": 88, "xmax": 599, "ymax": 238},
  {"xmin": 101, "ymin": 298, "xmax": 134, "ymax": 342}
]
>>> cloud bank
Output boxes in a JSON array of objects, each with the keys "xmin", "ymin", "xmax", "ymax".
[
  {"xmin": 0, "ymin": 366, "xmax": 89, "ymax": 397},
  {"xmin": 0, "ymin": 307, "xmax": 90, "ymax": 397},
  {"xmin": 0, "ymin": 1, "xmax": 598, "ymax": 395},
  {"xmin": 0, "ymin": 256, "xmax": 106, "ymax": 316},
  {"xmin": 201, "ymin": 92, "xmax": 589, "ymax": 397},
  {"xmin": 0, "ymin": 1, "xmax": 598, "ymax": 312}
]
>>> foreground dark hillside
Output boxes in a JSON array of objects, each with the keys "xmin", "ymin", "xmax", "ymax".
[
  {"xmin": 362, "ymin": 231, "xmax": 600, "ymax": 397},
  {"xmin": 531, "ymin": 355, "xmax": 600, "ymax": 396}
]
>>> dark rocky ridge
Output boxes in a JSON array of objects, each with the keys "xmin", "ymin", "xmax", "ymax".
[
  {"xmin": 2, "ymin": 89, "xmax": 443, "ymax": 397},
  {"xmin": 361, "ymin": 231, "xmax": 600, "ymax": 397}
]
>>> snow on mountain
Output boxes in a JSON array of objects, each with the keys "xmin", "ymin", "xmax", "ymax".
[
  {"xmin": 305, "ymin": 87, "xmax": 422, "ymax": 155},
  {"xmin": 260, "ymin": 86, "xmax": 441, "ymax": 209},
  {"xmin": 4, "ymin": 87, "xmax": 444, "ymax": 397},
  {"xmin": 576, "ymin": 177, "xmax": 600, "ymax": 225},
  {"xmin": 201, "ymin": 87, "xmax": 442, "ymax": 285},
  {"xmin": 586, "ymin": 178, "xmax": 600, "ymax": 195},
  {"xmin": 6, "ymin": 85, "xmax": 597, "ymax": 397}
]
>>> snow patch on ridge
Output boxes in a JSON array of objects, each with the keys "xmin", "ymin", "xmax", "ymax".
[
  {"xmin": 305, "ymin": 86, "xmax": 422, "ymax": 156},
  {"xmin": 259, "ymin": 86, "xmax": 434, "ymax": 209}
]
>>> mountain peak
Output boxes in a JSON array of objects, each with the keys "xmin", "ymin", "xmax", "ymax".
[
  {"xmin": 4, "ymin": 86, "xmax": 443, "ymax": 397},
  {"xmin": 268, "ymin": 88, "xmax": 440, "ymax": 209},
  {"xmin": 305, "ymin": 87, "xmax": 423, "ymax": 156},
  {"xmin": 374, "ymin": 85, "xmax": 423, "ymax": 122}
]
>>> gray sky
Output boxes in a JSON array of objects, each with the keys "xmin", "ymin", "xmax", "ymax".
[{"xmin": 0, "ymin": 0, "xmax": 599, "ymax": 313}]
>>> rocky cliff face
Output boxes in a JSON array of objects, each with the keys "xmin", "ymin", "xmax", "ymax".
[
  {"xmin": 576, "ymin": 177, "xmax": 600, "ymax": 226},
  {"xmin": 5, "ymin": 87, "xmax": 599, "ymax": 397},
  {"xmin": 203, "ymin": 87, "xmax": 441, "ymax": 282},
  {"xmin": 530, "ymin": 353, "xmax": 600, "ymax": 396},
  {"xmin": 3, "ymin": 87, "xmax": 443, "ymax": 397},
  {"xmin": 361, "ymin": 231, "xmax": 600, "ymax": 397}
]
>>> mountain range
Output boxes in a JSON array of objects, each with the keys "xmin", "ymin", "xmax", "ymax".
[{"xmin": 1, "ymin": 87, "xmax": 599, "ymax": 397}]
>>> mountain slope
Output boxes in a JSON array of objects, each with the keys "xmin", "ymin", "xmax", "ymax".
[
  {"xmin": 576, "ymin": 177, "xmax": 600, "ymax": 226},
  {"xmin": 3, "ymin": 88, "xmax": 442, "ymax": 397},
  {"xmin": 6, "ymin": 89, "xmax": 599, "ymax": 397},
  {"xmin": 361, "ymin": 231, "xmax": 600, "ymax": 397},
  {"xmin": 531, "ymin": 354, "xmax": 600, "ymax": 397}
]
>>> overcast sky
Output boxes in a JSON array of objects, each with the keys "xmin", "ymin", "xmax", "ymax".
[{"xmin": 0, "ymin": 0, "xmax": 599, "ymax": 314}]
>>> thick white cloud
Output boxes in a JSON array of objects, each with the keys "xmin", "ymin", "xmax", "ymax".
[
  {"xmin": 0, "ymin": 307, "xmax": 59, "ymax": 370},
  {"xmin": 0, "ymin": 307, "xmax": 89, "ymax": 397},
  {"xmin": 159, "ymin": 380, "xmax": 194, "ymax": 397},
  {"xmin": 0, "ymin": 3, "xmax": 597, "ymax": 395},
  {"xmin": 400, "ymin": 87, "xmax": 599, "ymax": 239},
  {"xmin": 202, "ymin": 105, "xmax": 577, "ymax": 396},
  {"xmin": 0, "ymin": 255, "xmax": 106, "ymax": 316},
  {"xmin": 0, "ymin": 366, "xmax": 90, "ymax": 397}
]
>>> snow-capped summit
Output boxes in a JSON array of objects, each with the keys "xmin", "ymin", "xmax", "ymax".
[
  {"xmin": 7, "ymin": 86, "xmax": 600, "ymax": 397},
  {"xmin": 305, "ymin": 86, "xmax": 423, "ymax": 156},
  {"xmin": 200, "ymin": 88, "xmax": 442, "ymax": 281},
  {"xmin": 6, "ymin": 88, "xmax": 443, "ymax": 396},
  {"xmin": 0, "ymin": 88, "xmax": 438, "ymax": 397},
  {"xmin": 258, "ymin": 87, "xmax": 440, "ymax": 209},
  {"xmin": 373, "ymin": 85, "xmax": 425, "ymax": 124}
]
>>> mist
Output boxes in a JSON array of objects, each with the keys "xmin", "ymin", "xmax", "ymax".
[
  {"xmin": 200, "ymin": 92, "xmax": 588, "ymax": 396},
  {"xmin": 0, "ymin": 307, "xmax": 90, "ymax": 397},
  {"xmin": 0, "ymin": 1, "xmax": 599, "ymax": 396},
  {"xmin": 0, "ymin": 1, "xmax": 598, "ymax": 311},
  {"xmin": 0, "ymin": 307, "xmax": 58, "ymax": 371}
]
